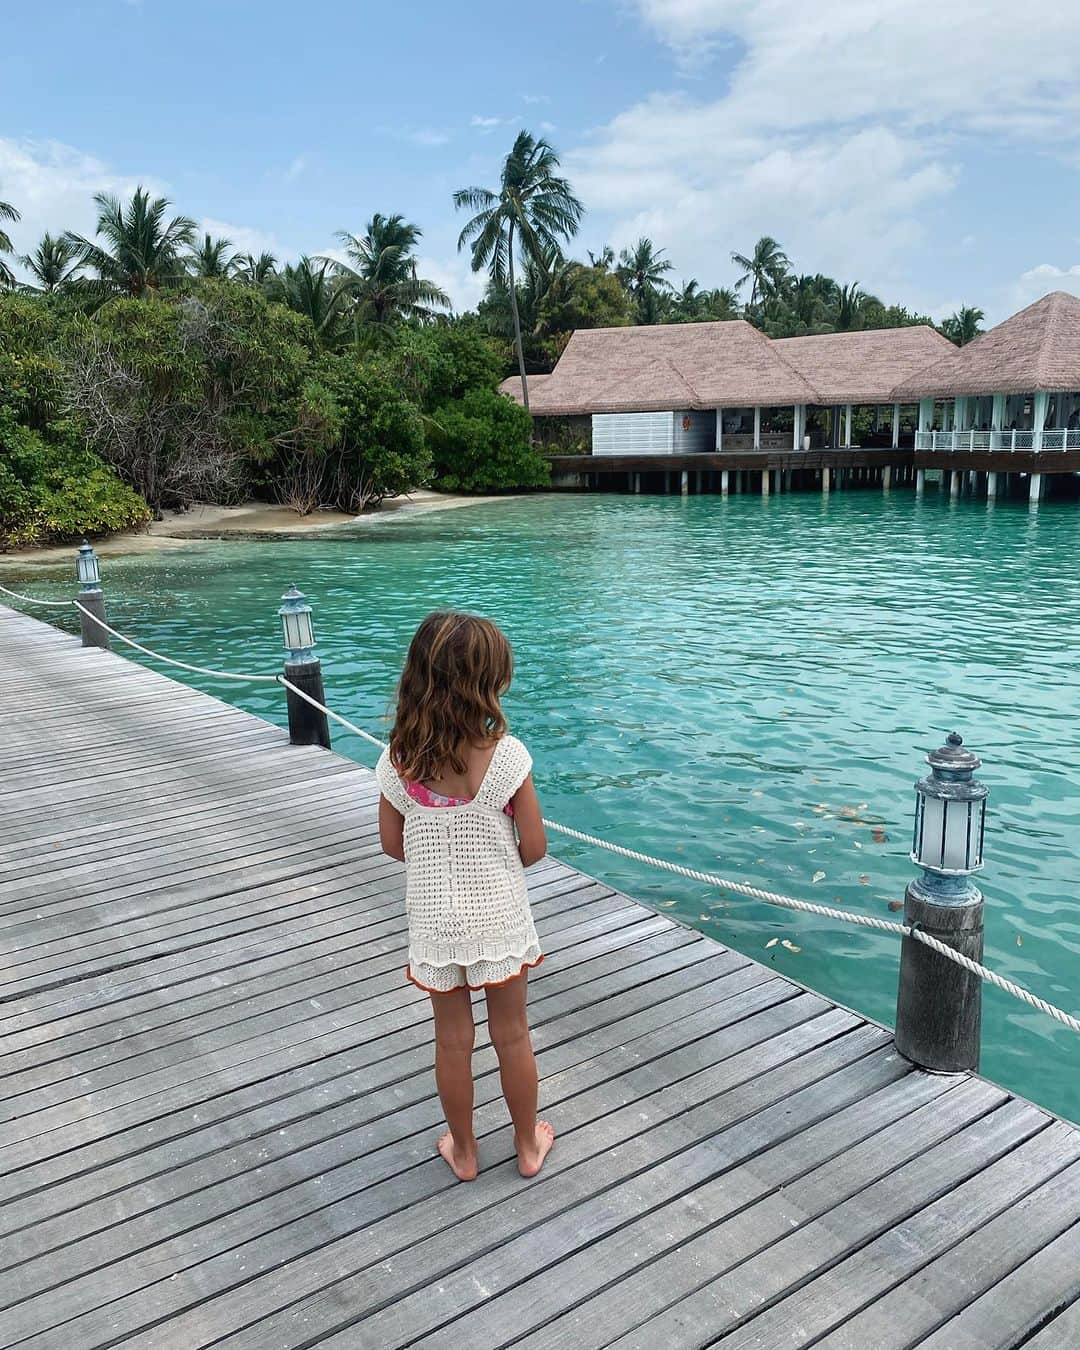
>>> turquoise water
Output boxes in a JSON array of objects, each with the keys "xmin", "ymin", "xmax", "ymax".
[{"xmin": 6, "ymin": 490, "xmax": 1080, "ymax": 1122}]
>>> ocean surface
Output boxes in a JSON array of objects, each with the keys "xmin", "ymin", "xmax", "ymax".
[{"xmin": 8, "ymin": 488, "xmax": 1080, "ymax": 1122}]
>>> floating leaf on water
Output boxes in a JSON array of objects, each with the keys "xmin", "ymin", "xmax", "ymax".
[
  {"xmin": 812, "ymin": 870, "xmax": 826, "ymax": 883},
  {"xmin": 765, "ymin": 937, "xmax": 779, "ymax": 948},
  {"xmin": 888, "ymin": 900, "xmax": 904, "ymax": 912},
  {"xmin": 781, "ymin": 940, "xmax": 802, "ymax": 953},
  {"xmin": 858, "ymin": 874, "xmax": 870, "ymax": 885}
]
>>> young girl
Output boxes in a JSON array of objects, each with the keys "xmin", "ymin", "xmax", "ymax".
[{"xmin": 376, "ymin": 612, "xmax": 554, "ymax": 1182}]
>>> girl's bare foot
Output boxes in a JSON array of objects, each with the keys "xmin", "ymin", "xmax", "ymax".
[
  {"xmin": 437, "ymin": 1130, "xmax": 478, "ymax": 1181},
  {"xmin": 516, "ymin": 1120, "xmax": 555, "ymax": 1178}
]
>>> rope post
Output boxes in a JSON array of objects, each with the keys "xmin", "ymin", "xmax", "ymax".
[
  {"xmin": 895, "ymin": 733, "xmax": 989, "ymax": 1073},
  {"xmin": 277, "ymin": 584, "xmax": 331, "ymax": 749},
  {"xmin": 75, "ymin": 541, "xmax": 109, "ymax": 651}
]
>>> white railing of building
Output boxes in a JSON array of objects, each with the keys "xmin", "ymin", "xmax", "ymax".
[{"xmin": 914, "ymin": 429, "xmax": 1080, "ymax": 452}]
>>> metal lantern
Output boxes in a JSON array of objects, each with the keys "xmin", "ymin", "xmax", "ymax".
[
  {"xmin": 75, "ymin": 540, "xmax": 101, "ymax": 592},
  {"xmin": 278, "ymin": 584, "xmax": 316, "ymax": 663},
  {"xmin": 911, "ymin": 732, "xmax": 988, "ymax": 890}
]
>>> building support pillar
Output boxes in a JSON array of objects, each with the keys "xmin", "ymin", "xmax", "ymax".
[
  {"xmin": 721, "ymin": 469, "xmax": 729, "ymax": 497},
  {"xmin": 633, "ymin": 473, "xmax": 641, "ymax": 494},
  {"xmin": 1033, "ymin": 391, "xmax": 1049, "ymax": 453},
  {"xmin": 892, "ymin": 402, "xmax": 901, "ymax": 449},
  {"xmin": 680, "ymin": 470, "xmax": 689, "ymax": 496},
  {"xmin": 753, "ymin": 406, "xmax": 761, "ymax": 450},
  {"xmin": 1029, "ymin": 472, "xmax": 1044, "ymax": 504},
  {"xmin": 987, "ymin": 471, "xmax": 997, "ymax": 500},
  {"xmin": 822, "ymin": 466, "xmax": 830, "ymax": 495},
  {"xmin": 844, "ymin": 403, "xmax": 853, "ymax": 448},
  {"xmin": 916, "ymin": 468, "xmax": 925, "ymax": 496},
  {"xmin": 883, "ymin": 465, "xmax": 892, "ymax": 492},
  {"xmin": 716, "ymin": 407, "xmax": 723, "ymax": 453},
  {"xmin": 950, "ymin": 470, "xmax": 960, "ymax": 498},
  {"xmin": 761, "ymin": 467, "xmax": 770, "ymax": 497}
]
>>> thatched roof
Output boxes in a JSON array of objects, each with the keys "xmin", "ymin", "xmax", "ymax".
[
  {"xmin": 499, "ymin": 320, "xmax": 818, "ymax": 414},
  {"xmin": 775, "ymin": 326, "xmax": 954, "ymax": 405},
  {"xmin": 893, "ymin": 291, "xmax": 1080, "ymax": 399}
]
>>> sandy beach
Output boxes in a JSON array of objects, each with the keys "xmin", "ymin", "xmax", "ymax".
[{"xmin": 0, "ymin": 490, "xmax": 516, "ymax": 568}]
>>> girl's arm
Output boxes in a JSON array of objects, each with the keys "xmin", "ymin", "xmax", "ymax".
[
  {"xmin": 379, "ymin": 794, "xmax": 406, "ymax": 862},
  {"xmin": 512, "ymin": 774, "xmax": 547, "ymax": 868}
]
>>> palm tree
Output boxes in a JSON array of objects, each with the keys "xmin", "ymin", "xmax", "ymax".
[
  {"xmin": 942, "ymin": 305, "xmax": 984, "ymax": 346},
  {"xmin": 588, "ymin": 245, "xmax": 616, "ymax": 271},
  {"xmin": 233, "ymin": 251, "xmax": 278, "ymax": 287},
  {"xmin": 671, "ymin": 279, "xmax": 702, "ymax": 320},
  {"xmin": 268, "ymin": 256, "xmax": 349, "ymax": 347},
  {"xmin": 833, "ymin": 281, "xmax": 881, "ymax": 331},
  {"xmin": 697, "ymin": 286, "xmax": 741, "ymax": 322},
  {"xmin": 616, "ymin": 238, "xmax": 674, "ymax": 324},
  {"xmin": 65, "ymin": 187, "xmax": 197, "ymax": 297},
  {"xmin": 18, "ymin": 232, "xmax": 83, "ymax": 292},
  {"xmin": 326, "ymin": 213, "xmax": 449, "ymax": 339},
  {"xmin": 187, "ymin": 233, "xmax": 236, "ymax": 279},
  {"xmin": 731, "ymin": 236, "xmax": 790, "ymax": 307},
  {"xmin": 0, "ymin": 199, "xmax": 20, "ymax": 289},
  {"xmin": 455, "ymin": 130, "xmax": 584, "ymax": 411}
]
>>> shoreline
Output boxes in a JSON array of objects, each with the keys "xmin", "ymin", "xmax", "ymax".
[{"xmin": 0, "ymin": 490, "xmax": 518, "ymax": 567}]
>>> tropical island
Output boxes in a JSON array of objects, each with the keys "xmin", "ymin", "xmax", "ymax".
[{"xmin": 0, "ymin": 131, "xmax": 987, "ymax": 552}]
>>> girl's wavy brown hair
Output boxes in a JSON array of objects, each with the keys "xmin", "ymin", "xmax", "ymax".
[{"xmin": 389, "ymin": 611, "xmax": 513, "ymax": 784}]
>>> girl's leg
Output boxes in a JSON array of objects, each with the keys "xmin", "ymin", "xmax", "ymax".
[
  {"xmin": 430, "ymin": 986, "xmax": 478, "ymax": 1181},
  {"xmin": 485, "ymin": 972, "xmax": 554, "ymax": 1177}
]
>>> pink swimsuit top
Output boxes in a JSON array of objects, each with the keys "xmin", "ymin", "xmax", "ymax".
[{"xmin": 405, "ymin": 780, "xmax": 514, "ymax": 817}]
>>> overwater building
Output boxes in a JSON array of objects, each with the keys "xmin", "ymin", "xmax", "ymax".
[{"xmin": 500, "ymin": 290, "xmax": 1080, "ymax": 501}]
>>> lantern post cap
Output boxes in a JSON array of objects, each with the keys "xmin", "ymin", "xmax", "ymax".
[{"xmin": 926, "ymin": 731, "xmax": 982, "ymax": 775}]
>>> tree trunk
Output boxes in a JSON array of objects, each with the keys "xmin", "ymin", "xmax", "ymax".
[{"xmin": 507, "ymin": 222, "xmax": 529, "ymax": 413}]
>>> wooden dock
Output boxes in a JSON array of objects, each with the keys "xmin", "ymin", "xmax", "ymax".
[{"xmin": 2, "ymin": 601, "xmax": 1080, "ymax": 1349}]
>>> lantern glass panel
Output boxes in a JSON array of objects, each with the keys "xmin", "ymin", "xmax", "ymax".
[
  {"xmin": 916, "ymin": 792, "xmax": 984, "ymax": 873},
  {"xmin": 282, "ymin": 612, "xmax": 302, "ymax": 651},
  {"xmin": 76, "ymin": 552, "xmax": 99, "ymax": 586}
]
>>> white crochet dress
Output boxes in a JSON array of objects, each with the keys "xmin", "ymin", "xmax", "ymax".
[{"xmin": 376, "ymin": 735, "xmax": 543, "ymax": 993}]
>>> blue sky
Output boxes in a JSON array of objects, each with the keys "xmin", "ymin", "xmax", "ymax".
[{"xmin": 3, "ymin": 0, "xmax": 1079, "ymax": 322}]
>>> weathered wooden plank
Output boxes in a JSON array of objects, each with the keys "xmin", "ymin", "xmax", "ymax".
[
  {"xmin": 815, "ymin": 1156, "xmax": 1080, "ymax": 1349},
  {"xmin": 598, "ymin": 1100, "xmax": 1052, "ymax": 1350},
  {"xmin": 0, "ymin": 897, "xmax": 677, "ymax": 1144},
  {"xmin": 11, "ymin": 1011, "xmax": 868, "ymax": 1347},
  {"xmin": 1, "ymin": 957, "xmax": 766, "ymax": 1250},
  {"xmin": 0, "ymin": 956, "xmax": 775, "ymax": 1304},
  {"xmin": 1022, "ymin": 1296, "xmax": 1080, "ymax": 1349}
]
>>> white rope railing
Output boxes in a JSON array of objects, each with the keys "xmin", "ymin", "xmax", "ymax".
[
  {"xmin": 0, "ymin": 582, "xmax": 77, "ymax": 608},
  {"xmin": 2, "ymin": 582, "xmax": 1078, "ymax": 1035}
]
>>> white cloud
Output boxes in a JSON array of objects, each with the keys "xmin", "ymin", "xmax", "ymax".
[
  {"xmin": 0, "ymin": 137, "xmax": 165, "ymax": 264},
  {"xmin": 521, "ymin": 93, "xmax": 550, "ymax": 105},
  {"xmin": 415, "ymin": 254, "xmax": 486, "ymax": 313},
  {"xmin": 470, "ymin": 115, "xmax": 505, "ymax": 130},
  {"xmin": 199, "ymin": 217, "xmax": 282, "ymax": 260},
  {"xmin": 567, "ymin": 1, "xmax": 1080, "ymax": 303},
  {"xmin": 1003, "ymin": 262, "xmax": 1080, "ymax": 315}
]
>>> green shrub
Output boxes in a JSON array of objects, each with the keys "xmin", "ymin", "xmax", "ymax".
[
  {"xmin": 430, "ymin": 388, "xmax": 550, "ymax": 493},
  {"xmin": 315, "ymin": 353, "xmax": 430, "ymax": 510},
  {"xmin": 0, "ymin": 414, "xmax": 150, "ymax": 551}
]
